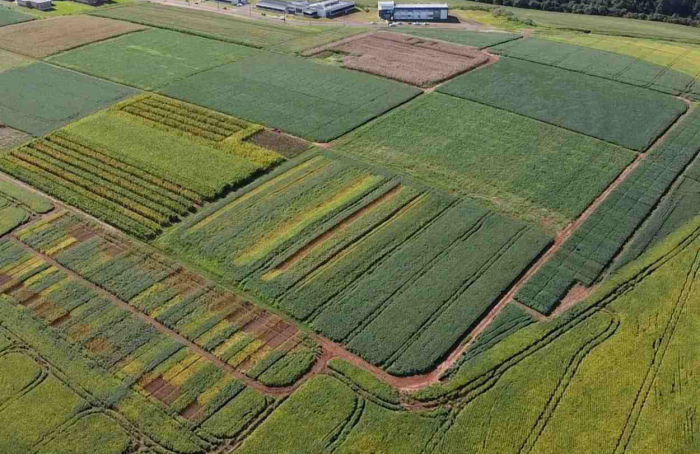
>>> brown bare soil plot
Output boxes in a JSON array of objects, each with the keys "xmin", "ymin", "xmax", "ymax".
[
  {"xmin": 306, "ymin": 32, "xmax": 490, "ymax": 87},
  {"xmin": 0, "ymin": 125, "xmax": 30, "ymax": 151},
  {"xmin": 245, "ymin": 129, "xmax": 310, "ymax": 159},
  {"xmin": 0, "ymin": 16, "xmax": 147, "ymax": 58}
]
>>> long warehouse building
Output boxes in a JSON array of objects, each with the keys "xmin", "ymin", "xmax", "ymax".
[
  {"xmin": 257, "ymin": 0, "xmax": 355, "ymax": 18},
  {"xmin": 378, "ymin": 1, "xmax": 449, "ymax": 21}
]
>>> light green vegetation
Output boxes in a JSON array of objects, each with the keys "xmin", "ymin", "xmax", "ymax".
[
  {"xmin": 0, "ymin": 6, "xmax": 33, "ymax": 27},
  {"xmin": 0, "ymin": 50, "xmax": 31, "ymax": 73},
  {"xmin": 158, "ymin": 152, "xmax": 550, "ymax": 375},
  {"xmin": 0, "ymin": 352, "xmax": 42, "ymax": 403},
  {"xmin": 327, "ymin": 358, "xmax": 400, "ymax": 405},
  {"xmin": 49, "ymin": 28, "xmax": 260, "ymax": 90},
  {"xmin": 0, "ymin": 206, "xmax": 28, "ymax": 236},
  {"xmin": 395, "ymin": 28, "xmax": 521, "ymax": 49},
  {"xmin": 9, "ymin": 0, "xmax": 134, "ymax": 18},
  {"xmin": 200, "ymin": 388, "xmax": 271, "ymax": 439},
  {"xmin": 92, "ymin": 2, "xmax": 321, "ymax": 48},
  {"xmin": 41, "ymin": 413, "xmax": 132, "ymax": 454},
  {"xmin": 0, "ymin": 63, "xmax": 133, "ymax": 137},
  {"xmin": 492, "ymin": 37, "xmax": 700, "ymax": 96},
  {"xmin": 161, "ymin": 53, "xmax": 421, "ymax": 142},
  {"xmin": 337, "ymin": 93, "xmax": 634, "ymax": 231},
  {"xmin": 438, "ymin": 57, "xmax": 687, "ymax": 151},
  {"xmin": 0, "ymin": 179, "xmax": 53, "ymax": 213}
]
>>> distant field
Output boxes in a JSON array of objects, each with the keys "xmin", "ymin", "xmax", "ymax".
[
  {"xmin": 396, "ymin": 28, "xmax": 521, "ymax": 49},
  {"xmin": 0, "ymin": 15, "xmax": 146, "ymax": 58},
  {"xmin": 492, "ymin": 37, "xmax": 700, "ymax": 96},
  {"xmin": 92, "ymin": 2, "xmax": 319, "ymax": 48},
  {"xmin": 158, "ymin": 152, "xmax": 550, "ymax": 375},
  {"xmin": 337, "ymin": 93, "xmax": 635, "ymax": 231},
  {"xmin": 0, "ymin": 7, "xmax": 33, "ymax": 27},
  {"xmin": 269, "ymin": 26, "xmax": 369, "ymax": 54},
  {"xmin": 439, "ymin": 57, "xmax": 687, "ymax": 151},
  {"xmin": 0, "ymin": 95, "xmax": 283, "ymax": 239},
  {"xmin": 6, "ymin": 0, "xmax": 134, "ymax": 18},
  {"xmin": 49, "ymin": 28, "xmax": 259, "ymax": 90},
  {"xmin": 162, "ymin": 53, "xmax": 421, "ymax": 142},
  {"xmin": 0, "ymin": 63, "xmax": 133, "ymax": 136}
]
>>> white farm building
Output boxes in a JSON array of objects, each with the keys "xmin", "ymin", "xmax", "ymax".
[{"xmin": 378, "ymin": 1, "xmax": 448, "ymax": 21}]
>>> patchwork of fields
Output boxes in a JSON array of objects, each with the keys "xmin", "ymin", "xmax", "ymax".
[{"xmin": 2, "ymin": 2, "xmax": 700, "ymax": 452}]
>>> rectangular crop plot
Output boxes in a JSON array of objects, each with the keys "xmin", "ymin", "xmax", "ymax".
[
  {"xmin": 0, "ymin": 7, "xmax": 33, "ymax": 28},
  {"xmin": 438, "ymin": 57, "xmax": 687, "ymax": 151},
  {"xmin": 49, "ymin": 29, "xmax": 260, "ymax": 90},
  {"xmin": 92, "ymin": 2, "xmax": 316, "ymax": 49},
  {"xmin": 0, "ymin": 63, "xmax": 134, "ymax": 137},
  {"xmin": 336, "ymin": 93, "xmax": 635, "ymax": 232},
  {"xmin": 305, "ymin": 32, "xmax": 489, "ymax": 87},
  {"xmin": 0, "ymin": 15, "xmax": 146, "ymax": 58},
  {"xmin": 0, "ymin": 49, "xmax": 32, "ymax": 74},
  {"xmin": 157, "ymin": 152, "xmax": 552, "ymax": 375},
  {"xmin": 162, "ymin": 53, "xmax": 421, "ymax": 142},
  {"xmin": 397, "ymin": 29, "xmax": 521, "ymax": 49},
  {"xmin": 0, "ymin": 95, "xmax": 284, "ymax": 239}
]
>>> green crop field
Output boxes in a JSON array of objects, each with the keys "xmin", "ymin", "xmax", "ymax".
[
  {"xmin": 2, "ymin": 4, "xmax": 700, "ymax": 452},
  {"xmin": 336, "ymin": 93, "xmax": 635, "ymax": 231},
  {"xmin": 0, "ymin": 95, "xmax": 283, "ymax": 239},
  {"xmin": 0, "ymin": 63, "xmax": 134, "ymax": 136},
  {"xmin": 162, "ymin": 53, "xmax": 421, "ymax": 142},
  {"xmin": 0, "ymin": 7, "xmax": 32, "ymax": 27},
  {"xmin": 49, "ymin": 29, "xmax": 261, "ymax": 90},
  {"xmin": 92, "ymin": 2, "xmax": 321, "ymax": 49},
  {"xmin": 438, "ymin": 57, "xmax": 687, "ymax": 151}
]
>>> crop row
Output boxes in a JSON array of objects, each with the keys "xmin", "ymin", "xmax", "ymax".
[{"xmin": 517, "ymin": 106, "xmax": 700, "ymax": 314}]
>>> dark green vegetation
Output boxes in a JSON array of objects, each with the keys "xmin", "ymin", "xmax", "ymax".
[
  {"xmin": 0, "ymin": 7, "xmax": 33, "ymax": 27},
  {"xmin": 0, "ymin": 63, "xmax": 133, "ymax": 136},
  {"xmin": 518, "ymin": 104, "xmax": 700, "ymax": 314},
  {"xmin": 49, "ymin": 29, "xmax": 260, "ymax": 90},
  {"xmin": 0, "ymin": 96, "xmax": 282, "ymax": 239},
  {"xmin": 157, "ymin": 152, "xmax": 551, "ymax": 375},
  {"xmin": 492, "ymin": 37, "xmax": 700, "ymax": 97},
  {"xmin": 161, "ymin": 53, "xmax": 421, "ymax": 142},
  {"xmin": 0, "ymin": 179, "xmax": 52, "ymax": 235},
  {"xmin": 438, "ymin": 57, "xmax": 687, "ymax": 151},
  {"xmin": 397, "ymin": 28, "xmax": 521, "ymax": 49},
  {"xmin": 337, "ymin": 93, "xmax": 635, "ymax": 231},
  {"xmin": 92, "ymin": 2, "xmax": 321, "ymax": 49}
]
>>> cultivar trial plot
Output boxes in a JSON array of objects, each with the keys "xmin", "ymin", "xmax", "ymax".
[
  {"xmin": 158, "ymin": 152, "xmax": 550, "ymax": 374},
  {"xmin": 337, "ymin": 93, "xmax": 635, "ymax": 231},
  {"xmin": 0, "ymin": 179, "xmax": 52, "ymax": 236},
  {"xmin": 0, "ymin": 95, "xmax": 284, "ymax": 239},
  {"xmin": 162, "ymin": 53, "xmax": 422, "ymax": 142},
  {"xmin": 439, "ymin": 57, "xmax": 687, "ymax": 151}
]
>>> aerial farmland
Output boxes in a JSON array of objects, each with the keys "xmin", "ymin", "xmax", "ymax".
[{"xmin": 1, "ymin": 0, "xmax": 700, "ymax": 452}]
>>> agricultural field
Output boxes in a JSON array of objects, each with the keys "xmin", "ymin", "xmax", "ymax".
[
  {"xmin": 49, "ymin": 29, "xmax": 260, "ymax": 90},
  {"xmin": 492, "ymin": 37, "xmax": 700, "ymax": 96},
  {"xmin": 1, "ymin": 3, "xmax": 700, "ymax": 452},
  {"xmin": 157, "ymin": 152, "xmax": 550, "ymax": 374},
  {"xmin": 162, "ymin": 53, "xmax": 421, "ymax": 142},
  {"xmin": 92, "ymin": 2, "xmax": 322, "ymax": 49},
  {"xmin": 304, "ymin": 32, "xmax": 489, "ymax": 87},
  {"xmin": 0, "ymin": 15, "xmax": 147, "ymax": 58},
  {"xmin": 438, "ymin": 57, "xmax": 687, "ymax": 151},
  {"xmin": 0, "ymin": 6, "xmax": 33, "ymax": 27},
  {"xmin": 0, "ymin": 63, "xmax": 134, "ymax": 136},
  {"xmin": 336, "ymin": 93, "xmax": 635, "ymax": 231},
  {"xmin": 0, "ymin": 95, "xmax": 284, "ymax": 239}
]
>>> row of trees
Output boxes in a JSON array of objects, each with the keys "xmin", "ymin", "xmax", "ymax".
[{"xmin": 475, "ymin": 0, "xmax": 700, "ymax": 27}]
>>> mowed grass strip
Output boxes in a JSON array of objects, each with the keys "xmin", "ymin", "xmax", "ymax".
[
  {"xmin": 162, "ymin": 53, "xmax": 421, "ymax": 142},
  {"xmin": 0, "ymin": 7, "xmax": 33, "ymax": 28},
  {"xmin": 438, "ymin": 57, "xmax": 687, "ymax": 151},
  {"xmin": 0, "ymin": 15, "xmax": 147, "ymax": 58},
  {"xmin": 0, "ymin": 63, "xmax": 134, "ymax": 136},
  {"xmin": 49, "ymin": 28, "xmax": 260, "ymax": 90},
  {"xmin": 92, "ymin": 2, "xmax": 317, "ymax": 49},
  {"xmin": 337, "ymin": 93, "xmax": 635, "ymax": 231}
]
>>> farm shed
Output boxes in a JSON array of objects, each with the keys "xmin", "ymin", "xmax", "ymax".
[
  {"xmin": 16, "ymin": 0, "xmax": 52, "ymax": 10},
  {"xmin": 257, "ymin": 0, "xmax": 355, "ymax": 17},
  {"xmin": 378, "ymin": 1, "xmax": 448, "ymax": 21}
]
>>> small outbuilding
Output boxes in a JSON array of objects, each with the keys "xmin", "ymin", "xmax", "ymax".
[
  {"xmin": 17, "ymin": 0, "xmax": 53, "ymax": 10},
  {"xmin": 378, "ymin": 1, "xmax": 448, "ymax": 21}
]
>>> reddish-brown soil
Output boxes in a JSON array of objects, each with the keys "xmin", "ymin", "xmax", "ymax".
[{"xmin": 305, "ymin": 32, "xmax": 489, "ymax": 87}]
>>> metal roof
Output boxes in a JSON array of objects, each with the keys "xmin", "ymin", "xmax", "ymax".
[
  {"xmin": 395, "ymin": 3, "xmax": 448, "ymax": 7},
  {"xmin": 256, "ymin": 0, "xmax": 288, "ymax": 7}
]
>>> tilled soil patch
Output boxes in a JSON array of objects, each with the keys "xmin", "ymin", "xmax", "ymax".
[
  {"xmin": 246, "ymin": 129, "xmax": 310, "ymax": 159},
  {"xmin": 0, "ymin": 125, "xmax": 30, "ymax": 151}
]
